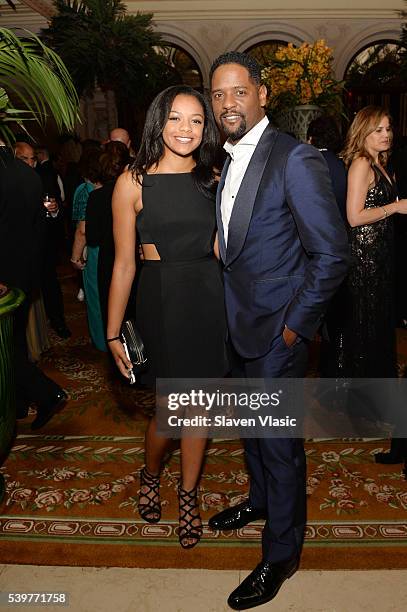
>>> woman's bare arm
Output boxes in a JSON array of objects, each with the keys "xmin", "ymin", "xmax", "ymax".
[
  {"xmin": 71, "ymin": 221, "xmax": 86, "ymax": 269},
  {"xmin": 107, "ymin": 170, "xmax": 140, "ymax": 377},
  {"xmin": 347, "ymin": 157, "xmax": 407, "ymax": 227}
]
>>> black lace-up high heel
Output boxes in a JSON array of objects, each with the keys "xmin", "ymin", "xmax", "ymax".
[
  {"xmin": 178, "ymin": 486, "xmax": 202, "ymax": 549},
  {"xmin": 138, "ymin": 467, "xmax": 161, "ymax": 523}
]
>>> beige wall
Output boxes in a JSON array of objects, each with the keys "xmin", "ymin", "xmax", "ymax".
[
  {"xmin": 2, "ymin": 1, "xmax": 404, "ymax": 80},
  {"xmin": 125, "ymin": 0, "xmax": 405, "ymax": 84},
  {"xmin": 2, "ymin": 1, "xmax": 405, "ymax": 137}
]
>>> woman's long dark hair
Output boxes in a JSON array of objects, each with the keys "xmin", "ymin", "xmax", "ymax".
[{"xmin": 131, "ymin": 85, "xmax": 219, "ymax": 196}]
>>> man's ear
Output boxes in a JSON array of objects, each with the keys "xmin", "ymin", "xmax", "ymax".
[{"xmin": 259, "ymin": 84, "xmax": 268, "ymax": 108}]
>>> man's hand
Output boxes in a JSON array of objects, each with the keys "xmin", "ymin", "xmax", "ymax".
[
  {"xmin": 46, "ymin": 197, "xmax": 59, "ymax": 214},
  {"xmin": 282, "ymin": 325, "xmax": 298, "ymax": 348}
]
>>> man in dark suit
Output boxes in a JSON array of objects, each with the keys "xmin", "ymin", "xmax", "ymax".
[
  {"xmin": 34, "ymin": 144, "xmax": 71, "ymax": 339},
  {"xmin": 208, "ymin": 52, "xmax": 349, "ymax": 610},
  {"xmin": 0, "ymin": 144, "xmax": 67, "ymax": 430},
  {"xmin": 35, "ymin": 145, "xmax": 64, "ymax": 201},
  {"xmin": 306, "ymin": 116, "xmax": 348, "ymax": 379},
  {"xmin": 306, "ymin": 115, "xmax": 347, "ymax": 223},
  {"xmin": 392, "ymin": 138, "xmax": 407, "ymax": 328}
]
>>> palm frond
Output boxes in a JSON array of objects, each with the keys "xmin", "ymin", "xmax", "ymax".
[{"xmin": 0, "ymin": 27, "xmax": 80, "ymax": 145}]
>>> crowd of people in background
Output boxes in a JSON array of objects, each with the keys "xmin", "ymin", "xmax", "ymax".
[{"xmin": 0, "ymin": 128, "xmax": 133, "ymax": 430}]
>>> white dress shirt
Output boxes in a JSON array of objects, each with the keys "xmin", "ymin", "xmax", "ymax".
[{"xmin": 221, "ymin": 115, "xmax": 269, "ymax": 245}]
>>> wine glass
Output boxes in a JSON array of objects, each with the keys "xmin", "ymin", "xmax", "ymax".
[{"xmin": 43, "ymin": 193, "xmax": 52, "ymax": 217}]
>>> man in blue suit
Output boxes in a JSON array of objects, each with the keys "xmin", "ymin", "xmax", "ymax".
[{"xmin": 208, "ymin": 52, "xmax": 350, "ymax": 610}]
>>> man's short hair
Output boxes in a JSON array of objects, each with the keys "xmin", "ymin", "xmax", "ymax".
[
  {"xmin": 210, "ymin": 51, "xmax": 262, "ymax": 85},
  {"xmin": 307, "ymin": 115, "xmax": 342, "ymax": 153}
]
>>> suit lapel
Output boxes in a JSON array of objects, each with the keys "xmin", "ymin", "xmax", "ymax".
[
  {"xmin": 216, "ymin": 155, "xmax": 230, "ymax": 263},
  {"xmin": 225, "ymin": 125, "xmax": 278, "ymax": 267}
]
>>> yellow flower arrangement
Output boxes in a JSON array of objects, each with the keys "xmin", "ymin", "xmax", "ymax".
[{"xmin": 262, "ymin": 39, "xmax": 343, "ymax": 115}]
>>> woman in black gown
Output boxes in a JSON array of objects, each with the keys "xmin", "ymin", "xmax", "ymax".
[
  {"xmin": 107, "ymin": 86, "xmax": 228, "ymax": 548},
  {"xmin": 341, "ymin": 106, "xmax": 407, "ymax": 466}
]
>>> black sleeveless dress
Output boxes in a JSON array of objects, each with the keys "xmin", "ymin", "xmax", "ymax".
[
  {"xmin": 136, "ymin": 173, "xmax": 229, "ymax": 384},
  {"xmin": 341, "ymin": 166, "xmax": 397, "ymax": 378}
]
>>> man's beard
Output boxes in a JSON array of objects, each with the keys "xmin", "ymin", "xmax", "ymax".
[{"xmin": 221, "ymin": 115, "xmax": 247, "ymax": 142}]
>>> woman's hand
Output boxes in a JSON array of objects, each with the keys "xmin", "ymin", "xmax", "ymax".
[
  {"xmin": 70, "ymin": 257, "xmax": 85, "ymax": 270},
  {"xmin": 108, "ymin": 338, "xmax": 133, "ymax": 379},
  {"xmin": 46, "ymin": 197, "xmax": 59, "ymax": 215}
]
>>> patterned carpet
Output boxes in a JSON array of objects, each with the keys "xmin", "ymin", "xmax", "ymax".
[{"xmin": 0, "ymin": 273, "xmax": 406, "ymax": 569}]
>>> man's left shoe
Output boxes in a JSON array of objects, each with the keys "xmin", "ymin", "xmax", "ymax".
[
  {"xmin": 208, "ymin": 501, "xmax": 266, "ymax": 531},
  {"xmin": 375, "ymin": 439, "xmax": 407, "ymax": 464},
  {"xmin": 227, "ymin": 558, "xmax": 299, "ymax": 610},
  {"xmin": 31, "ymin": 390, "xmax": 67, "ymax": 430},
  {"xmin": 375, "ymin": 452, "xmax": 404, "ymax": 464},
  {"xmin": 16, "ymin": 404, "xmax": 29, "ymax": 419}
]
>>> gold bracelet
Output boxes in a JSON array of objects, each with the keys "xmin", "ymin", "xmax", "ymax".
[{"xmin": 381, "ymin": 207, "xmax": 388, "ymax": 219}]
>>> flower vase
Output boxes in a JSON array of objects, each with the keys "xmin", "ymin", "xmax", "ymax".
[{"xmin": 279, "ymin": 105, "xmax": 322, "ymax": 142}]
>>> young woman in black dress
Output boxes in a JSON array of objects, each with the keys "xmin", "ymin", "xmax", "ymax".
[{"xmin": 107, "ymin": 86, "xmax": 228, "ymax": 548}]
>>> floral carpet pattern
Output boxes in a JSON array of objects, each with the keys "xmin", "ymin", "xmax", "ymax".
[{"xmin": 0, "ymin": 274, "xmax": 406, "ymax": 569}]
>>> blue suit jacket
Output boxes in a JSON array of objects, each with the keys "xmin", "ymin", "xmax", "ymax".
[{"xmin": 216, "ymin": 125, "xmax": 350, "ymax": 359}]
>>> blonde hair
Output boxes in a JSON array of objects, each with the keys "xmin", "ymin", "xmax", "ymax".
[{"xmin": 341, "ymin": 105, "xmax": 392, "ymax": 168}]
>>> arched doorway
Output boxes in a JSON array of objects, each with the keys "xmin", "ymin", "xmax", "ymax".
[
  {"xmin": 344, "ymin": 41, "xmax": 407, "ymax": 135},
  {"xmin": 244, "ymin": 40, "xmax": 289, "ymax": 66},
  {"xmin": 156, "ymin": 44, "xmax": 203, "ymax": 91}
]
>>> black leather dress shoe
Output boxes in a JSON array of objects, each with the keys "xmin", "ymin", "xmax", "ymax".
[
  {"xmin": 375, "ymin": 452, "xmax": 404, "ymax": 464},
  {"xmin": 375, "ymin": 439, "xmax": 407, "ymax": 464},
  {"xmin": 208, "ymin": 501, "xmax": 266, "ymax": 531},
  {"xmin": 31, "ymin": 390, "xmax": 67, "ymax": 430},
  {"xmin": 16, "ymin": 406, "xmax": 29, "ymax": 419},
  {"xmin": 227, "ymin": 558, "xmax": 299, "ymax": 610}
]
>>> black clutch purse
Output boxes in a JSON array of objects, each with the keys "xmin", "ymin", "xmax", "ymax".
[{"xmin": 120, "ymin": 318, "xmax": 148, "ymax": 384}]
